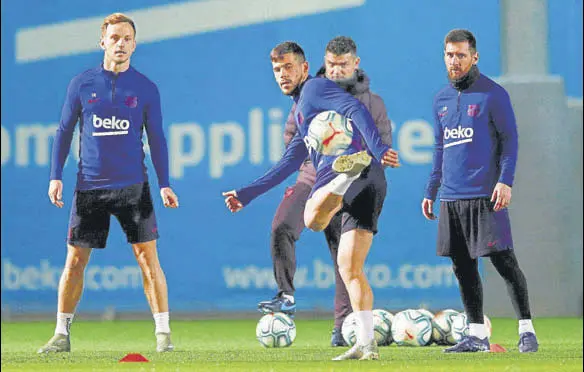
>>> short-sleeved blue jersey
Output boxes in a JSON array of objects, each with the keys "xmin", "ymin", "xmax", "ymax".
[{"xmin": 50, "ymin": 64, "xmax": 170, "ymax": 190}]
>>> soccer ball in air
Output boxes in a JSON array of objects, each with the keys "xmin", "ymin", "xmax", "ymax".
[
  {"xmin": 256, "ymin": 312, "xmax": 296, "ymax": 348},
  {"xmin": 431, "ymin": 309, "xmax": 460, "ymax": 345},
  {"xmin": 305, "ymin": 110, "xmax": 354, "ymax": 156},
  {"xmin": 341, "ymin": 309, "xmax": 394, "ymax": 346},
  {"xmin": 451, "ymin": 313, "xmax": 492, "ymax": 343},
  {"xmin": 391, "ymin": 309, "xmax": 433, "ymax": 346}
]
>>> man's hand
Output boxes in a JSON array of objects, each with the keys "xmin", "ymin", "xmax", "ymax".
[
  {"xmin": 222, "ymin": 190, "xmax": 243, "ymax": 213},
  {"xmin": 48, "ymin": 180, "xmax": 64, "ymax": 208},
  {"xmin": 160, "ymin": 187, "xmax": 179, "ymax": 208},
  {"xmin": 421, "ymin": 198, "xmax": 436, "ymax": 220},
  {"xmin": 491, "ymin": 182, "xmax": 512, "ymax": 212},
  {"xmin": 381, "ymin": 149, "xmax": 400, "ymax": 168}
]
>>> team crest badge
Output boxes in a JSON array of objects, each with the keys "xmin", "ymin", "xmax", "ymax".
[
  {"xmin": 438, "ymin": 106, "xmax": 448, "ymax": 118},
  {"xmin": 467, "ymin": 104, "xmax": 480, "ymax": 117},
  {"xmin": 125, "ymin": 96, "xmax": 138, "ymax": 108}
]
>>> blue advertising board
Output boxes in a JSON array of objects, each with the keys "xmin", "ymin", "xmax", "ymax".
[{"xmin": 1, "ymin": 0, "xmax": 581, "ymax": 314}]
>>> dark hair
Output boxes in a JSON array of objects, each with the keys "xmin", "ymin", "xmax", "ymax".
[
  {"xmin": 325, "ymin": 36, "xmax": 357, "ymax": 56},
  {"xmin": 270, "ymin": 41, "xmax": 306, "ymax": 62},
  {"xmin": 444, "ymin": 29, "xmax": 477, "ymax": 53}
]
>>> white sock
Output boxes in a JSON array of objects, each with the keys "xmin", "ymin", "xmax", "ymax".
[
  {"xmin": 354, "ymin": 310, "xmax": 374, "ymax": 346},
  {"xmin": 468, "ymin": 323, "xmax": 488, "ymax": 339},
  {"xmin": 518, "ymin": 319, "xmax": 535, "ymax": 335},
  {"xmin": 325, "ymin": 173, "xmax": 360, "ymax": 196},
  {"xmin": 154, "ymin": 312, "xmax": 171, "ymax": 334},
  {"xmin": 281, "ymin": 294, "xmax": 295, "ymax": 303},
  {"xmin": 55, "ymin": 312, "xmax": 74, "ymax": 336}
]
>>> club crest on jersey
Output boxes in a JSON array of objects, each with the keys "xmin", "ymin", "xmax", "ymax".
[
  {"xmin": 467, "ymin": 104, "xmax": 480, "ymax": 117},
  {"xmin": 125, "ymin": 96, "xmax": 138, "ymax": 108},
  {"xmin": 438, "ymin": 106, "xmax": 448, "ymax": 118}
]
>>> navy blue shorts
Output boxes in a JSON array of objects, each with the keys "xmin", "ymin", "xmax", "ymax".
[
  {"xmin": 437, "ymin": 198, "xmax": 513, "ymax": 259},
  {"xmin": 312, "ymin": 162, "xmax": 387, "ymax": 235},
  {"xmin": 67, "ymin": 182, "xmax": 159, "ymax": 248}
]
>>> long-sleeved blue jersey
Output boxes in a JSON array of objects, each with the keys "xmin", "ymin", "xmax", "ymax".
[
  {"xmin": 236, "ymin": 76, "xmax": 390, "ymax": 205},
  {"xmin": 424, "ymin": 73, "xmax": 518, "ymax": 200},
  {"xmin": 50, "ymin": 65, "xmax": 170, "ymax": 190}
]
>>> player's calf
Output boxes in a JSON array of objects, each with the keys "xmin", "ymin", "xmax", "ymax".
[{"xmin": 304, "ymin": 185, "xmax": 343, "ymax": 231}]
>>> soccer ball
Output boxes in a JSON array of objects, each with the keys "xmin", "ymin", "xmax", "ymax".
[
  {"xmin": 373, "ymin": 309, "xmax": 394, "ymax": 346},
  {"xmin": 391, "ymin": 309, "xmax": 433, "ymax": 346},
  {"xmin": 341, "ymin": 310, "xmax": 394, "ymax": 346},
  {"xmin": 431, "ymin": 309, "xmax": 460, "ymax": 345},
  {"xmin": 256, "ymin": 312, "xmax": 296, "ymax": 348},
  {"xmin": 451, "ymin": 313, "xmax": 492, "ymax": 343},
  {"xmin": 305, "ymin": 110, "xmax": 354, "ymax": 156},
  {"xmin": 341, "ymin": 312, "xmax": 358, "ymax": 346},
  {"xmin": 417, "ymin": 308, "xmax": 435, "ymax": 319}
]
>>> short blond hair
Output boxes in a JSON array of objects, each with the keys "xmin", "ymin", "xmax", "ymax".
[{"xmin": 101, "ymin": 13, "xmax": 136, "ymax": 38}]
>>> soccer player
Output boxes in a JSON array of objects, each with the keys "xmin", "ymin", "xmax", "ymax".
[
  {"xmin": 38, "ymin": 13, "xmax": 179, "ymax": 354},
  {"xmin": 422, "ymin": 29, "xmax": 539, "ymax": 353},
  {"xmin": 256, "ymin": 36, "xmax": 396, "ymax": 347},
  {"xmin": 223, "ymin": 41, "xmax": 398, "ymax": 361}
]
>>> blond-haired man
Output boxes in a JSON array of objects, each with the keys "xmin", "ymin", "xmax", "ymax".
[{"xmin": 39, "ymin": 13, "xmax": 178, "ymax": 353}]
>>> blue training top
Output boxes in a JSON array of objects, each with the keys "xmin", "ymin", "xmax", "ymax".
[
  {"xmin": 50, "ymin": 64, "xmax": 170, "ymax": 190},
  {"xmin": 424, "ymin": 73, "xmax": 518, "ymax": 201},
  {"xmin": 236, "ymin": 76, "xmax": 390, "ymax": 205}
]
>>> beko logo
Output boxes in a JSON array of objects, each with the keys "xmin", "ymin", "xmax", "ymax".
[
  {"xmin": 444, "ymin": 126, "xmax": 474, "ymax": 148},
  {"xmin": 92, "ymin": 115, "xmax": 130, "ymax": 136}
]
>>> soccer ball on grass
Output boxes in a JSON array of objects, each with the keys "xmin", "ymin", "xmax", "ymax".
[
  {"xmin": 391, "ymin": 309, "xmax": 433, "ymax": 346},
  {"xmin": 341, "ymin": 309, "xmax": 394, "ymax": 346},
  {"xmin": 256, "ymin": 312, "xmax": 296, "ymax": 347},
  {"xmin": 431, "ymin": 309, "xmax": 460, "ymax": 345},
  {"xmin": 451, "ymin": 312, "xmax": 492, "ymax": 343}
]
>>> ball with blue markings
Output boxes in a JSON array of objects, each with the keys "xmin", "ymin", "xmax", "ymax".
[
  {"xmin": 256, "ymin": 312, "xmax": 296, "ymax": 348},
  {"xmin": 391, "ymin": 309, "xmax": 433, "ymax": 346}
]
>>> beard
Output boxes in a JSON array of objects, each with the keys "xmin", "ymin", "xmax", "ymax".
[
  {"xmin": 328, "ymin": 71, "xmax": 358, "ymax": 90},
  {"xmin": 448, "ymin": 65, "xmax": 479, "ymax": 91}
]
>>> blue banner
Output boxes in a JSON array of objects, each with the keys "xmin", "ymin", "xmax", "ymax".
[{"xmin": 1, "ymin": 0, "xmax": 580, "ymax": 314}]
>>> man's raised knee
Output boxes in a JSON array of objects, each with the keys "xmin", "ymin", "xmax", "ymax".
[{"xmin": 304, "ymin": 215, "xmax": 326, "ymax": 232}]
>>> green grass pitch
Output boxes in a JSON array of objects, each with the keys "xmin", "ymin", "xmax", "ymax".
[{"xmin": 1, "ymin": 317, "xmax": 582, "ymax": 371}]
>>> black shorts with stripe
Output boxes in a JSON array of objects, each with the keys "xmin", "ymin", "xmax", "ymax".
[
  {"xmin": 338, "ymin": 162, "xmax": 387, "ymax": 235},
  {"xmin": 437, "ymin": 198, "xmax": 513, "ymax": 259},
  {"xmin": 67, "ymin": 182, "xmax": 159, "ymax": 248}
]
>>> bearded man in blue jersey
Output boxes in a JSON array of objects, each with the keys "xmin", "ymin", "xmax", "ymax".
[
  {"xmin": 223, "ymin": 41, "xmax": 398, "ymax": 361},
  {"xmin": 39, "ymin": 13, "xmax": 179, "ymax": 354},
  {"xmin": 422, "ymin": 29, "xmax": 538, "ymax": 353}
]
